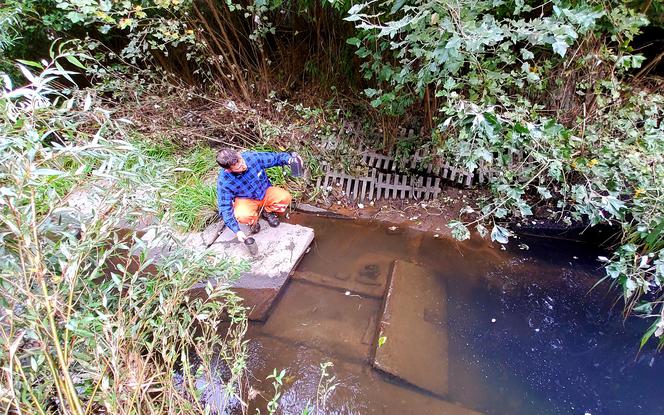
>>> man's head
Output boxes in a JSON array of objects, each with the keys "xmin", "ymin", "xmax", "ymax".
[{"xmin": 216, "ymin": 149, "xmax": 247, "ymax": 173}]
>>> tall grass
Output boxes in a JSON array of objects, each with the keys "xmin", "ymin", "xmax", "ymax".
[
  {"xmin": 0, "ymin": 53, "xmax": 249, "ymax": 414},
  {"xmin": 172, "ymin": 181, "xmax": 218, "ymax": 231},
  {"xmin": 170, "ymin": 146, "xmax": 219, "ymax": 232}
]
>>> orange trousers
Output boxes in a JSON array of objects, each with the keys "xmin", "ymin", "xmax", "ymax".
[{"xmin": 233, "ymin": 186, "xmax": 292, "ymax": 225}]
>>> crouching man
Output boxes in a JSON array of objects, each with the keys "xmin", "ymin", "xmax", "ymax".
[{"xmin": 216, "ymin": 148, "xmax": 301, "ymax": 242}]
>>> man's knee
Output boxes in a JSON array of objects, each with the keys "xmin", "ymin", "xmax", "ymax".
[
  {"xmin": 278, "ymin": 188, "xmax": 292, "ymax": 205},
  {"xmin": 235, "ymin": 210, "xmax": 258, "ymax": 224},
  {"xmin": 266, "ymin": 187, "xmax": 291, "ymax": 212},
  {"xmin": 234, "ymin": 199, "xmax": 259, "ymax": 224}
]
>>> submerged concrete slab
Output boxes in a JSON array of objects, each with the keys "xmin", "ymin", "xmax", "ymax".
[
  {"xmin": 244, "ymin": 335, "xmax": 482, "ymax": 415},
  {"xmin": 373, "ymin": 260, "xmax": 449, "ymax": 397},
  {"xmin": 261, "ymin": 280, "xmax": 381, "ymax": 362},
  {"xmin": 292, "ymin": 252, "xmax": 392, "ymax": 298},
  {"xmin": 186, "ymin": 220, "xmax": 314, "ymax": 321}
]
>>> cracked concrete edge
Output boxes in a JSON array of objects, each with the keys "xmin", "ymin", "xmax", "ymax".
[{"xmin": 294, "ymin": 203, "xmax": 353, "ymax": 219}]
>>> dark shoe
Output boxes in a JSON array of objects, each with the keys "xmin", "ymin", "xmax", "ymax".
[
  {"xmin": 261, "ymin": 211, "xmax": 280, "ymax": 228},
  {"xmin": 249, "ymin": 221, "xmax": 261, "ymax": 234}
]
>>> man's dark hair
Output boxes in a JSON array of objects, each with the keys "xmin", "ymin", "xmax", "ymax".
[{"xmin": 216, "ymin": 149, "xmax": 240, "ymax": 168}]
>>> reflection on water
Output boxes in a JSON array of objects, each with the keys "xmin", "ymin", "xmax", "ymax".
[{"xmin": 218, "ymin": 214, "xmax": 662, "ymax": 414}]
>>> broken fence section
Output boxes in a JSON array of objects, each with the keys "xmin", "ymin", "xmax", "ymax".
[
  {"xmin": 316, "ymin": 126, "xmax": 519, "ymax": 201},
  {"xmin": 316, "ymin": 149, "xmax": 471, "ymax": 202}
]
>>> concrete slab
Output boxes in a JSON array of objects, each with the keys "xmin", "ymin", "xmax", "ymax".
[
  {"xmin": 61, "ymin": 181, "xmax": 314, "ymax": 321},
  {"xmin": 291, "ymin": 252, "xmax": 391, "ymax": 298},
  {"xmin": 294, "ymin": 202, "xmax": 331, "ymax": 214},
  {"xmin": 261, "ymin": 280, "xmax": 381, "ymax": 362},
  {"xmin": 186, "ymin": 220, "xmax": 315, "ymax": 321},
  {"xmin": 243, "ymin": 335, "xmax": 482, "ymax": 415},
  {"xmin": 373, "ymin": 260, "xmax": 449, "ymax": 397}
]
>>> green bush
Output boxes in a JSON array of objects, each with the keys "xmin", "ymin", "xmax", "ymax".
[
  {"xmin": 0, "ymin": 52, "xmax": 248, "ymax": 414},
  {"xmin": 346, "ymin": 0, "xmax": 664, "ymax": 347}
]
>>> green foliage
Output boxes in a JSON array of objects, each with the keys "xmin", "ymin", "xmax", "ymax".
[
  {"xmin": 251, "ymin": 143, "xmax": 293, "ymax": 186},
  {"xmin": 54, "ymin": 0, "xmax": 202, "ymax": 61},
  {"xmin": 133, "ymin": 136, "xmax": 179, "ymax": 161},
  {"xmin": 346, "ymin": 0, "xmax": 664, "ymax": 347},
  {"xmin": 168, "ymin": 146, "xmax": 219, "ymax": 231},
  {"xmin": 265, "ymin": 368, "xmax": 286, "ymax": 415},
  {"xmin": 0, "ymin": 51, "xmax": 249, "ymax": 414},
  {"xmin": 180, "ymin": 146, "xmax": 217, "ymax": 181},
  {"xmin": 172, "ymin": 181, "xmax": 218, "ymax": 231}
]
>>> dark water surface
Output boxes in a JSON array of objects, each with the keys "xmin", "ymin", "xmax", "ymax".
[{"xmin": 240, "ymin": 214, "xmax": 662, "ymax": 415}]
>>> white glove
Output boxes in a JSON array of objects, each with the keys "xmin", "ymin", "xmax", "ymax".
[{"xmin": 236, "ymin": 231, "xmax": 247, "ymax": 243}]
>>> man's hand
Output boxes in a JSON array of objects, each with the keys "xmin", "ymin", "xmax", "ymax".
[{"xmin": 236, "ymin": 231, "xmax": 247, "ymax": 243}]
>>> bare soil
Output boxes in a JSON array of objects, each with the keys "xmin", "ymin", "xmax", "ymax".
[{"xmin": 299, "ymin": 185, "xmax": 489, "ymax": 237}]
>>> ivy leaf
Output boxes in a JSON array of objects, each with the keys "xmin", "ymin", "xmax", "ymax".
[
  {"xmin": 535, "ymin": 186, "xmax": 551, "ymax": 199},
  {"xmin": 347, "ymin": 37, "xmax": 361, "ymax": 47},
  {"xmin": 552, "ymin": 39, "xmax": 569, "ymax": 57},
  {"xmin": 491, "ymin": 225, "xmax": 511, "ymax": 244},
  {"xmin": 495, "ymin": 207, "xmax": 508, "ymax": 218},
  {"xmin": 602, "ymin": 195, "xmax": 626, "ymax": 219},
  {"xmin": 520, "ymin": 48, "xmax": 534, "ymax": 60},
  {"xmin": 448, "ymin": 220, "xmax": 470, "ymax": 241},
  {"xmin": 624, "ymin": 278, "xmax": 637, "ymax": 298}
]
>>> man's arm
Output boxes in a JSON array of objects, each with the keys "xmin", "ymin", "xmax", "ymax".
[
  {"xmin": 217, "ymin": 179, "xmax": 241, "ymax": 234},
  {"xmin": 248, "ymin": 151, "xmax": 291, "ymax": 169}
]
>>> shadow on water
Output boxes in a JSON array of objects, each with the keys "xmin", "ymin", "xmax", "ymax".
[{"xmin": 205, "ymin": 214, "xmax": 663, "ymax": 415}]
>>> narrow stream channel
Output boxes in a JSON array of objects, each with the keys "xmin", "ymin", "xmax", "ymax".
[{"xmin": 220, "ymin": 214, "xmax": 663, "ymax": 414}]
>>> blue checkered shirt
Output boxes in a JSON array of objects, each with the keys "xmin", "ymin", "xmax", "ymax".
[{"xmin": 216, "ymin": 151, "xmax": 291, "ymax": 233}]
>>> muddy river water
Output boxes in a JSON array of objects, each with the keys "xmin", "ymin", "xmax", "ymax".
[{"xmin": 211, "ymin": 214, "xmax": 663, "ymax": 414}]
